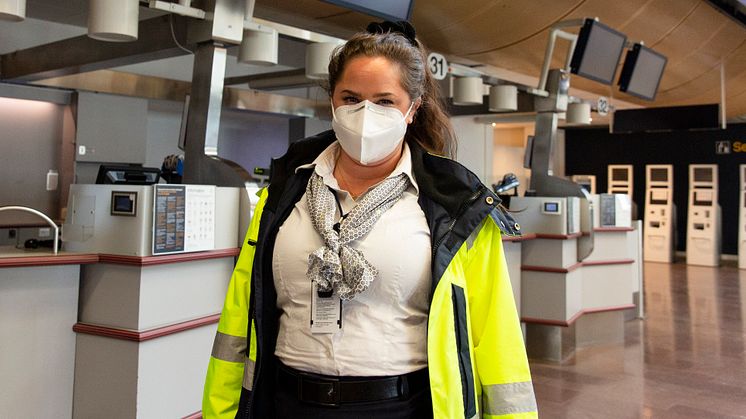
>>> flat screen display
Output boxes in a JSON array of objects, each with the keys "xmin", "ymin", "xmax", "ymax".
[
  {"xmin": 650, "ymin": 190, "xmax": 668, "ymax": 205},
  {"xmin": 694, "ymin": 190, "xmax": 713, "ymax": 206},
  {"xmin": 319, "ymin": 0, "xmax": 415, "ymax": 21},
  {"xmin": 110, "ymin": 191, "xmax": 137, "ymax": 216},
  {"xmin": 694, "ymin": 167, "xmax": 713, "ymax": 182},
  {"xmin": 544, "ymin": 202, "xmax": 559, "ymax": 213},
  {"xmin": 618, "ymin": 43, "xmax": 667, "ymax": 101},
  {"xmin": 612, "ymin": 168, "xmax": 628, "ymax": 181},
  {"xmin": 570, "ymin": 19, "xmax": 627, "ymax": 85},
  {"xmin": 650, "ymin": 168, "xmax": 668, "ymax": 182}
]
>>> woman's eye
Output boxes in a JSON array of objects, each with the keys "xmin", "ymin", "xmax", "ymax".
[
  {"xmin": 376, "ymin": 99, "xmax": 395, "ymax": 106},
  {"xmin": 342, "ymin": 96, "xmax": 360, "ymax": 104}
]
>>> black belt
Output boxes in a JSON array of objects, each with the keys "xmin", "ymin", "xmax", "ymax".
[{"xmin": 276, "ymin": 364, "xmax": 429, "ymax": 407}]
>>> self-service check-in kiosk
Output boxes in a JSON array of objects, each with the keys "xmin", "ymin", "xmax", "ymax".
[
  {"xmin": 686, "ymin": 164, "xmax": 721, "ymax": 267},
  {"xmin": 740, "ymin": 164, "xmax": 746, "ymax": 270},
  {"xmin": 608, "ymin": 165, "xmax": 633, "ymax": 196},
  {"xmin": 644, "ymin": 165, "xmax": 675, "ymax": 263},
  {"xmin": 570, "ymin": 175, "xmax": 596, "ymax": 194}
]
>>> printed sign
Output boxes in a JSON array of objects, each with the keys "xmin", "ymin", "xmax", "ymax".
[
  {"xmin": 715, "ymin": 141, "xmax": 731, "ymax": 154},
  {"xmin": 153, "ymin": 184, "xmax": 215, "ymax": 255},
  {"xmin": 597, "ymin": 96, "xmax": 610, "ymax": 116},
  {"xmin": 427, "ymin": 52, "xmax": 448, "ymax": 80}
]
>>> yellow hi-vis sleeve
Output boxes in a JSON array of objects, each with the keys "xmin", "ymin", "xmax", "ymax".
[
  {"xmin": 465, "ymin": 218, "xmax": 538, "ymax": 418},
  {"xmin": 203, "ymin": 189, "xmax": 267, "ymax": 419}
]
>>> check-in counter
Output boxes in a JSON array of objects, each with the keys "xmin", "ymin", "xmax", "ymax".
[
  {"xmin": 0, "ymin": 248, "xmax": 98, "ymax": 419},
  {"xmin": 0, "ymin": 242, "xmax": 239, "ymax": 419},
  {"xmin": 72, "ymin": 248, "xmax": 237, "ymax": 419}
]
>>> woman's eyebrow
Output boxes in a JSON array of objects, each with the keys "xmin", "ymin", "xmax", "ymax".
[{"xmin": 340, "ymin": 89, "xmax": 395, "ymax": 98}]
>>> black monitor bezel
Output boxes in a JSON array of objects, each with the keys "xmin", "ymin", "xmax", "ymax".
[
  {"xmin": 95, "ymin": 164, "xmax": 161, "ymax": 185},
  {"xmin": 319, "ymin": 0, "xmax": 415, "ymax": 22},
  {"xmin": 569, "ymin": 18, "xmax": 628, "ymax": 85},
  {"xmin": 618, "ymin": 43, "xmax": 668, "ymax": 101}
]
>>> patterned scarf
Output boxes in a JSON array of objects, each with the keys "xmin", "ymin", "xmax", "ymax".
[{"xmin": 305, "ymin": 171, "xmax": 410, "ymax": 300}]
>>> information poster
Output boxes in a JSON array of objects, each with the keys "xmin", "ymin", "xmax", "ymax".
[{"xmin": 153, "ymin": 185, "xmax": 215, "ymax": 255}]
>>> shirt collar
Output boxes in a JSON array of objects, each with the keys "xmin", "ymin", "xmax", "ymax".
[{"xmin": 295, "ymin": 141, "xmax": 419, "ymax": 194}]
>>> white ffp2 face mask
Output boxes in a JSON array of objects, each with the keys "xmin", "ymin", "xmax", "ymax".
[{"xmin": 331, "ymin": 100, "xmax": 414, "ymax": 166}]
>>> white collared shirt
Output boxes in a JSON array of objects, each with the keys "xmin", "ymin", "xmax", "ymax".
[{"xmin": 272, "ymin": 141, "xmax": 432, "ymax": 376}]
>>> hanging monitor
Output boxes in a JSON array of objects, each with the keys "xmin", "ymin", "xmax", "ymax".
[
  {"xmin": 618, "ymin": 43, "xmax": 667, "ymax": 101},
  {"xmin": 319, "ymin": 0, "xmax": 415, "ymax": 21},
  {"xmin": 569, "ymin": 18, "xmax": 627, "ymax": 85}
]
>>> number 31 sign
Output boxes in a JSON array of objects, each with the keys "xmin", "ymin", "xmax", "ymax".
[{"xmin": 427, "ymin": 52, "xmax": 448, "ymax": 80}]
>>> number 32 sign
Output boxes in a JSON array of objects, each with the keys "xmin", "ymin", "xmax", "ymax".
[{"xmin": 427, "ymin": 52, "xmax": 448, "ymax": 80}]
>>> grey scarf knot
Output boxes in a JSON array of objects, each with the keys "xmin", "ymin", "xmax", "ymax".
[{"xmin": 306, "ymin": 171, "xmax": 410, "ymax": 300}]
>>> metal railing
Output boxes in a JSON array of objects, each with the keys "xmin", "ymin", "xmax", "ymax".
[{"xmin": 0, "ymin": 206, "xmax": 59, "ymax": 255}]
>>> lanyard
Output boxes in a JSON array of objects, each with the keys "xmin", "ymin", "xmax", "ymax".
[{"xmin": 328, "ymin": 186, "xmax": 348, "ymax": 233}]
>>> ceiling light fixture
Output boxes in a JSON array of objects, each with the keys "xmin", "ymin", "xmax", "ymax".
[
  {"xmin": 566, "ymin": 102, "xmax": 591, "ymax": 125},
  {"xmin": 452, "ymin": 77, "xmax": 484, "ymax": 106},
  {"xmin": 239, "ymin": 24, "xmax": 279, "ymax": 66},
  {"xmin": 0, "ymin": 0, "xmax": 25, "ymax": 21},
  {"xmin": 305, "ymin": 42, "xmax": 339, "ymax": 80},
  {"xmin": 489, "ymin": 85, "xmax": 518, "ymax": 112},
  {"xmin": 88, "ymin": 0, "xmax": 139, "ymax": 42}
]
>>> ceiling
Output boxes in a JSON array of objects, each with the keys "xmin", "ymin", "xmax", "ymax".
[
  {"xmin": 251, "ymin": 0, "xmax": 746, "ymax": 119},
  {"xmin": 6, "ymin": 0, "xmax": 746, "ymax": 120}
]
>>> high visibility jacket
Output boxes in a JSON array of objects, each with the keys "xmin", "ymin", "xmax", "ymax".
[{"xmin": 203, "ymin": 131, "xmax": 537, "ymax": 419}]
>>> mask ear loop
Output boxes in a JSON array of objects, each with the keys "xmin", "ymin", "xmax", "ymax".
[
  {"xmin": 404, "ymin": 98, "xmax": 420, "ymax": 122},
  {"xmin": 330, "ymin": 99, "xmax": 338, "ymax": 121}
]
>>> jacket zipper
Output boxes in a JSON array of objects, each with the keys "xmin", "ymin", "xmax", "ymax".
[{"xmin": 431, "ymin": 187, "xmax": 484, "ymax": 261}]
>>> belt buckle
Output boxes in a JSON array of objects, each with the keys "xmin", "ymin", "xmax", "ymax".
[{"xmin": 298, "ymin": 375, "xmax": 341, "ymax": 407}]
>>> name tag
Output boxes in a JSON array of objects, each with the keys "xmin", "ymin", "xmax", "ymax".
[{"xmin": 311, "ymin": 281, "xmax": 342, "ymax": 334}]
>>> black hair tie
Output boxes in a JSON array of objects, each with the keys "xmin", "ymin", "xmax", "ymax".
[{"xmin": 366, "ymin": 20, "xmax": 418, "ymax": 47}]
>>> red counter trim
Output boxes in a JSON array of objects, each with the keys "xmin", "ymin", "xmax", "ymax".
[
  {"xmin": 98, "ymin": 248, "xmax": 240, "ymax": 266},
  {"xmin": 534, "ymin": 232, "xmax": 583, "ymax": 240},
  {"xmin": 522, "ymin": 262, "xmax": 583, "ymax": 273},
  {"xmin": 522, "ymin": 258, "xmax": 634, "ymax": 273},
  {"xmin": 522, "ymin": 304, "xmax": 636, "ymax": 327},
  {"xmin": 73, "ymin": 313, "xmax": 221, "ymax": 342},
  {"xmin": 583, "ymin": 259, "xmax": 635, "ymax": 267},
  {"xmin": 0, "ymin": 253, "xmax": 99, "ymax": 268},
  {"xmin": 594, "ymin": 227, "xmax": 635, "ymax": 232},
  {"xmin": 501, "ymin": 233, "xmax": 537, "ymax": 242}
]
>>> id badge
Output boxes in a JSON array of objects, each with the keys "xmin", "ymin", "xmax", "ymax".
[{"xmin": 311, "ymin": 281, "xmax": 342, "ymax": 334}]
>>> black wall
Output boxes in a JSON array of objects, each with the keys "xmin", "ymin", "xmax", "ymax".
[{"xmin": 565, "ymin": 124, "xmax": 746, "ymax": 255}]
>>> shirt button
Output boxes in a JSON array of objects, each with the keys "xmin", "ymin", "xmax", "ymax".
[{"xmin": 485, "ymin": 196, "xmax": 494, "ymax": 205}]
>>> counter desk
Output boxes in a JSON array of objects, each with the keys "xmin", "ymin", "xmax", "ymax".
[
  {"xmin": 0, "ymin": 248, "xmax": 97, "ymax": 419},
  {"xmin": 0, "ymin": 246, "xmax": 239, "ymax": 419}
]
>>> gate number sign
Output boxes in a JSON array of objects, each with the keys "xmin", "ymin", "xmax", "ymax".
[{"xmin": 428, "ymin": 52, "xmax": 448, "ymax": 80}]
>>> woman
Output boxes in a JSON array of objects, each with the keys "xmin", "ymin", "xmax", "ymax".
[{"xmin": 203, "ymin": 21, "xmax": 537, "ymax": 419}]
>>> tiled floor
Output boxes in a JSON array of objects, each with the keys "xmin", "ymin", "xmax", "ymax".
[{"xmin": 530, "ymin": 261, "xmax": 746, "ymax": 418}]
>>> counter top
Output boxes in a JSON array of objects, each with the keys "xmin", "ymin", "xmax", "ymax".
[
  {"xmin": 0, "ymin": 246, "xmax": 99, "ymax": 268},
  {"xmin": 0, "ymin": 246, "xmax": 240, "ymax": 269}
]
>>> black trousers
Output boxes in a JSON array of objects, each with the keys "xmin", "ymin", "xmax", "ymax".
[{"xmin": 273, "ymin": 367, "xmax": 434, "ymax": 419}]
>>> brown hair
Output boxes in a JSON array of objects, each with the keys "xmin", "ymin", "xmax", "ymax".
[{"xmin": 327, "ymin": 31, "xmax": 457, "ymax": 158}]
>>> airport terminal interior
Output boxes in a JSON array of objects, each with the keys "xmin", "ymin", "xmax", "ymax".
[{"xmin": 1, "ymin": 0, "xmax": 745, "ymax": 418}]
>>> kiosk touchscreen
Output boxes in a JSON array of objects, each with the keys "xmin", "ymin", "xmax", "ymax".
[
  {"xmin": 738, "ymin": 164, "xmax": 746, "ymax": 269},
  {"xmin": 686, "ymin": 164, "xmax": 721, "ymax": 267},
  {"xmin": 644, "ymin": 165, "xmax": 675, "ymax": 263},
  {"xmin": 570, "ymin": 175, "xmax": 596, "ymax": 194},
  {"xmin": 608, "ymin": 165, "xmax": 633, "ymax": 196}
]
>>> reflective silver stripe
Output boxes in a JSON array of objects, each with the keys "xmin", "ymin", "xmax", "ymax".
[
  {"xmin": 242, "ymin": 357, "xmax": 256, "ymax": 390},
  {"xmin": 210, "ymin": 332, "xmax": 246, "ymax": 363},
  {"xmin": 482, "ymin": 381, "xmax": 537, "ymax": 415},
  {"xmin": 465, "ymin": 219, "xmax": 486, "ymax": 251}
]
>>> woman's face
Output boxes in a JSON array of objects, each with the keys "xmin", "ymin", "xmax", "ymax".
[{"xmin": 332, "ymin": 55, "xmax": 418, "ymax": 124}]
